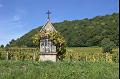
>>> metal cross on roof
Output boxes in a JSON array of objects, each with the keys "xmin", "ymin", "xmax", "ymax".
[{"xmin": 46, "ymin": 10, "xmax": 51, "ymax": 21}]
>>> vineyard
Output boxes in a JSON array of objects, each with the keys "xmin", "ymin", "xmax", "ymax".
[
  {"xmin": 0, "ymin": 47, "xmax": 119, "ymax": 63},
  {"xmin": 65, "ymin": 47, "xmax": 119, "ymax": 63},
  {"xmin": 0, "ymin": 47, "xmax": 119, "ymax": 79},
  {"xmin": 0, "ymin": 48, "xmax": 39, "ymax": 61}
]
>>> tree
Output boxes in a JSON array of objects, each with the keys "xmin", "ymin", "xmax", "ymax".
[
  {"xmin": 7, "ymin": 13, "xmax": 119, "ymax": 47},
  {"xmin": 101, "ymin": 38, "xmax": 116, "ymax": 53},
  {"xmin": 49, "ymin": 32, "xmax": 66, "ymax": 60},
  {"xmin": 5, "ymin": 44, "xmax": 10, "ymax": 48},
  {"xmin": 0, "ymin": 44, "xmax": 4, "ymax": 48},
  {"xmin": 9, "ymin": 39, "xmax": 16, "ymax": 47}
]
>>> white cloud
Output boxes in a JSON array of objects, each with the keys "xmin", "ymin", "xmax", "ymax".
[
  {"xmin": 0, "ymin": 9, "xmax": 28, "ymax": 45},
  {"xmin": 0, "ymin": 15, "xmax": 25, "ymax": 30},
  {"xmin": 13, "ymin": 15, "xmax": 21, "ymax": 21},
  {"xmin": 0, "ymin": 17, "xmax": 27, "ymax": 45},
  {"xmin": 12, "ymin": 15, "xmax": 22, "ymax": 24},
  {"xmin": 0, "ymin": 15, "xmax": 22, "ymax": 26},
  {"xmin": 0, "ymin": 4, "xmax": 3, "ymax": 8}
]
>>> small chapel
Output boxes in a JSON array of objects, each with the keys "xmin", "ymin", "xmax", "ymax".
[{"xmin": 39, "ymin": 10, "xmax": 57, "ymax": 62}]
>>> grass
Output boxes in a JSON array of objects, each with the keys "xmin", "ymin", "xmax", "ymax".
[
  {"xmin": 0, "ymin": 60, "xmax": 119, "ymax": 79},
  {"xmin": 0, "ymin": 47, "xmax": 119, "ymax": 79}
]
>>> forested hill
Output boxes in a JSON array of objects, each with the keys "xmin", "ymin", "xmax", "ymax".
[{"xmin": 8, "ymin": 13, "xmax": 119, "ymax": 47}]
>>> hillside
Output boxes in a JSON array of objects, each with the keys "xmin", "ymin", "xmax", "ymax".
[{"xmin": 8, "ymin": 13, "xmax": 119, "ymax": 47}]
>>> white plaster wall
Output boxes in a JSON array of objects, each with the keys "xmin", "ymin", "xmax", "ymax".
[{"xmin": 40, "ymin": 54, "xmax": 57, "ymax": 62}]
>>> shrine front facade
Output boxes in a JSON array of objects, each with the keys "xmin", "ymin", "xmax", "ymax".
[{"xmin": 39, "ymin": 11, "xmax": 57, "ymax": 62}]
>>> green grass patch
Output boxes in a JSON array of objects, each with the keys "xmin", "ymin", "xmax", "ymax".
[{"xmin": 0, "ymin": 60, "xmax": 119, "ymax": 79}]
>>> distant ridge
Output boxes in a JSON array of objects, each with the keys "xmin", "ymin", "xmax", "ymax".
[{"xmin": 8, "ymin": 13, "xmax": 119, "ymax": 47}]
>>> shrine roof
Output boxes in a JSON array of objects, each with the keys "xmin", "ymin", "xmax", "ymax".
[{"xmin": 40, "ymin": 21, "xmax": 56, "ymax": 33}]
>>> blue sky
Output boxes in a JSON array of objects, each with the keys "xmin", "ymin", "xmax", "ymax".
[{"xmin": 0, "ymin": 0, "xmax": 119, "ymax": 45}]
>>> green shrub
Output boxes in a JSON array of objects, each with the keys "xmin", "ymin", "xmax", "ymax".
[{"xmin": 101, "ymin": 38, "xmax": 116, "ymax": 53}]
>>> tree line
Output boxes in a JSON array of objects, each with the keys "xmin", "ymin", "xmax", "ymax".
[{"xmin": 5, "ymin": 13, "xmax": 119, "ymax": 47}]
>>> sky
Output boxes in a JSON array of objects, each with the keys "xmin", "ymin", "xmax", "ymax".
[{"xmin": 0, "ymin": 0, "xmax": 119, "ymax": 46}]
